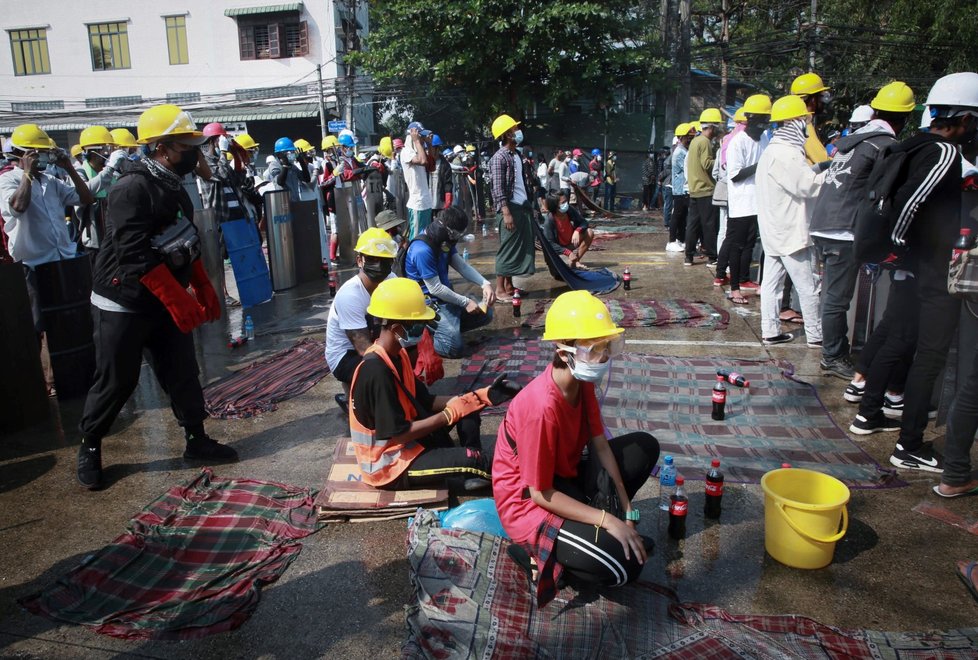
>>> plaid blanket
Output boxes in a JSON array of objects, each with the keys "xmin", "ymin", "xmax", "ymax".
[
  {"xmin": 402, "ymin": 511, "xmax": 978, "ymax": 659},
  {"xmin": 204, "ymin": 338, "xmax": 331, "ymax": 419},
  {"xmin": 521, "ymin": 298, "xmax": 729, "ymax": 330},
  {"xmin": 456, "ymin": 339, "xmax": 897, "ymax": 488},
  {"xmin": 19, "ymin": 469, "xmax": 323, "ymax": 640}
]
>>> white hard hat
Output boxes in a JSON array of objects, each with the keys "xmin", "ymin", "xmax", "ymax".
[
  {"xmin": 849, "ymin": 105, "xmax": 874, "ymax": 124},
  {"xmin": 925, "ymin": 72, "xmax": 978, "ymax": 113},
  {"xmin": 453, "ymin": 145, "xmax": 463, "ymax": 154}
]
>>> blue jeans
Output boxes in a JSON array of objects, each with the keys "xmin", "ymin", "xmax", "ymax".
[
  {"xmin": 813, "ymin": 237, "xmax": 860, "ymax": 362},
  {"xmin": 603, "ymin": 184, "xmax": 616, "ymax": 211},
  {"xmin": 433, "ymin": 300, "xmax": 493, "ymax": 358},
  {"xmin": 662, "ymin": 186, "xmax": 673, "ymax": 227}
]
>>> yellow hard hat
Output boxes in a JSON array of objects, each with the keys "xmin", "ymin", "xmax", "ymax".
[
  {"xmin": 79, "ymin": 126, "xmax": 116, "ymax": 149},
  {"xmin": 294, "ymin": 138, "xmax": 314, "ymax": 153},
  {"xmin": 378, "ymin": 136, "xmax": 393, "ymax": 159},
  {"xmin": 366, "ymin": 278, "xmax": 436, "ymax": 321},
  {"xmin": 70, "ymin": 144, "xmax": 83, "ymax": 158},
  {"xmin": 234, "ymin": 133, "xmax": 259, "ymax": 150},
  {"xmin": 491, "ymin": 113, "xmax": 520, "ymax": 139},
  {"xmin": 770, "ymin": 95, "xmax": 811, "ymax": 122},
  {"xmin": 742, "ymin": 94, "xmax": 773, "ymax": 115},
  {"xmin": 870, "ymin": 81, "xmax": 916, "ymax": 113},
  {"xmin": 464, "ymin": 144, "xmax": 476, "ymax": 152},
  {"xmin": 733, "ymin": 108, "xmax": 747, "ymax": 122},
  {"xmin": 691, "ymin": 121, "xmax": 702, "ymax": 132},
  {"xmin": 109, "ymin": 128, "xmax": 138, "ymax": 148},
  {"xmin": 321, "ymin": 135, "xmax": 339, "ymax": 150},
  {"xmin": 11, "ymin": 124, "xmax": 55, "ymax": 150},
  {"xmin": 542, "ymin": 290, "xmax": 624, "ymax": 342},
  {"xmin": 674, "ymin": 122, "xmax": 690, "ymax": 136},
  {"xmin": 354, "ymin": 227, "xmax": 398, "ymax": 258},
  {"xmin": 699, "ymin": 108, "xmax": 723, "ymax": 124},
  {"xmin": 791, "ymin": 72, "xmax": 829, "ymax": 96},
  {"xmin": 136, "ymin": 104, "xmax": 204, "ymax": 144}
]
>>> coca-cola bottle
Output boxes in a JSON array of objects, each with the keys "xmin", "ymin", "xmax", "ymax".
[
  {"xmin": 668, "ymin": 476, "xmax": 688, "ymax": 540},
  {"xmin": 952, "ymin": 227, "xmax": 974, "ymax": 264},
  {"xmin": 704, "ymin": 459, "xmax": 724, "ymax": 519},
  {"xmin": 623, "ymin": 266, "xmax": 631, "ymax": 291},
  {"xmin": 711, "ymin": 375, "xmax": 727, "ymax": 421},
  {"xmin": 512, "ymin": 289, "xmax": 522, "ymax": 317},
  {"xmin": 717, "ymin": 368, "xmax": 749, "ymax": 389}
]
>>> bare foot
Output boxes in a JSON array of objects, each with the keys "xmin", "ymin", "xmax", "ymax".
[{"xmin": 934, "ymin": 480, "xmax": 978, "ymax": 497}]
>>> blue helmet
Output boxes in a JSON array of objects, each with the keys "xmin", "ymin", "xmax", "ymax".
[
  {"xmin": 591, "ymin": 148, "xmax": 601, "ymax": 157},
  {"xmin": 442, "ymin": 147, "xmax": 453, "ymax": 158},
  {"xmin": 274, "ymin": 137, "xmax": 295, "ymax": 153},
  {"xmin": 337, "ymin": 133, "xmax": 355, "ymax": 148},
  {"xmin": 431, "ymin": 134, "xmax": 443, "ymax": 146}
]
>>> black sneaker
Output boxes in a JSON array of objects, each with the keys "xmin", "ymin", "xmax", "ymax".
[
  {"xmin": 762, "ymin": 333, "xmax": 793, "ymax": 345},
  {"xmin": 77, "ymin": 442, "xmax": 103, "ymax": 490},
  {"xmin": 335, "ymin": 393, "xmax": 349, "ymax": 416},
  {"xmin": 843, "ymin": 381, "xmax": 865, "ymax": 403},
  {"xmin": 889, "ymin": 442, "xmax": 943, "ymax": 473},
  {"xmin": 184, "ymin": 435, "xmax": 239, "ymax": 462},
  {"xmin": 882, "ymin": 395, "xmax": 903, "ymax": 419},
  {"xmin": 849, "ymin": 412, "xmax": 901, "ymax": 435},
  {"xmin": 820, "ymin": 356, "xmax": 855, "ymax": 380}
]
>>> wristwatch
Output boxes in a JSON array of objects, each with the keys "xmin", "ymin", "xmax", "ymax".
[{"xmin": 625, "ymin": 509, "xmax": 640, "ymax": 522}]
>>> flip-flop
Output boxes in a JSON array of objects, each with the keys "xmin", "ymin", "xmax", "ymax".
[
  {"xmin": 933, "ymin": 483, "xmax": 978, "ymax": 498},
  {"xmin": 728, "ymin": 295, "xmax": 749, "ymax": 305},
  {"xmin": 956, "ymin": 561, "xmax": 978, "ymax": 604},
  {"xmin": 494, "ymin": 295, "xmax": 514, "ymax": 304},
  {"xmin": 780, "ymin": 311, "xmax": 804, "ymax": 324}
]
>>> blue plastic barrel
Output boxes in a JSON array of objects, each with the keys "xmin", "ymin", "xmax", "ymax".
[{"xmin": 221, "ymin": 219, "xmax": 272, "ymax": 307}]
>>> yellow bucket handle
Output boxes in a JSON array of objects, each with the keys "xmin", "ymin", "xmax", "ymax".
[{"xmin": 775, "ymin": 502, "xmax": 848, "ymax": 544}]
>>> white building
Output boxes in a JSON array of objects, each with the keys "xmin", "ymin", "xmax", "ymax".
[{"xmin": 0, "ymin": 0, "xmax": 374, "ymax": 148}]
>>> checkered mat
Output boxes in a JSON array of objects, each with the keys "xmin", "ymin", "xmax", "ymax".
[
  {"xmin": 19, "ymin": 469, "xmax": 323, "ymax": 640},
  {"xmin": 315, "ymin": 436, "xmax": 449, "ymax": 522},
  {"xmin": 521, "ymin": 298, "xmax": 729, "ymax": 330},
  {"xmin": 204, "ymin": 338, "xmax": 330, "ymax": 419},
  {"xmin": 456, "ymin": 339, "xmax": 897, "ymax": 488},
  {"xmin": 402, "ymin": 510, "xmax": 978, "ymax": 659}
]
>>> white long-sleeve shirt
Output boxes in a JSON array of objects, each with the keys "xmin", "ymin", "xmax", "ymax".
[
  {"xmin": 755, "ymin": 142, "xmax": 824, "ymax": 257},
  {"xmin": 726, "ymin": 131, "xmax": 769, "ymax": 218}
]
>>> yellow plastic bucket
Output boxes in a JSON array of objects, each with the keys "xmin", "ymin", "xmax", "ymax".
[{"xmin": 761, "ymin": 468, "xmax": 849, "ymax": 569}]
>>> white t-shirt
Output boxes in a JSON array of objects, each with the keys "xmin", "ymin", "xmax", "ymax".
[
  {"xmin": 512, "ymin": 154, "xmax": 527, "ymax": 205},
  {"xmin": 557, "ymin": 160, "xmax": 571, "ymax": 189},
  {"xmin": 324, "ymin": 273, "xmax": 392, "ymax": 370},
  {"xmin": 547, "ymin": 158, "xmax": 561, "ymax": 191},
  {"xmin": 726, "ymin": 130, "xmax": 768, "ymax": 218},
  {"xmin": 537, "ymin": 161, "xmax": 548, "ymax": 187},
  {"xmin": 399, "ymin": 141, "xmax": 432, "ymax": 211}
]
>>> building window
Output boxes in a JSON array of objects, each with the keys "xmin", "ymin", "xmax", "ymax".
[
  {"xmin": 88, "ymin": 22, "xmax": 131, "ymax": 71},
  {"xmin": 85, "ymin": 95, "xmax": 141, "ymax": 109},
  {"xmin": 165, "ymin": 15, "xmax": 189, "ymax": 65},
  {"xmin": 12, "ymin": 100, "xmax": 63, "ymax": 112},
  {"xmin": 9, "ymin": 28, "xmax": 51, "ymax": 76},
  {"xmin": 237, "ymin": 18, "xmax": 307, "ymax": 60},
  {"xmin": 167, "ymin": 91, "xmax": 201, "ymax": 104}
]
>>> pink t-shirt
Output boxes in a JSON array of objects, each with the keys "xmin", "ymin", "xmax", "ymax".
[{"xmin": 492, "ymin": 364, "xmax": 604, "ymax": 544}]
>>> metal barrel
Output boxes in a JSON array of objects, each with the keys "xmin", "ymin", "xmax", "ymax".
[
  {"xmin": 333, "ymin": 183, "xmax": 368, "ymax": 267},
  {"xmin": 363, "ymin": 169, "xmax": 385, "ymax": 228},
  {"xmin": 0, "ymin": 263, "xmax": 49, "ymax": 430},
  {"xmin": 263, "ymin": 190, "xmax": 297, "ymax": 290},
  {"xmin": 34, "ymin": 255, "xmax": 95, "ymax": 399}
]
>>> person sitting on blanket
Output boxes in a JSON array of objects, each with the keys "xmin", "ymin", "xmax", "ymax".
[
  {"xmin": 349, "ymin": 277, "xmax": 521, "ymax": 491},
  {"xmin": 542, "ymin": 192, "xmax": 595, "ymax": 270},
  {"xmin": 325, "ymin": 227, "xmax": 399, "ymax": 416},
  {"xmin": 403, "ymin": 206, "xmax": 495, "ymax": 358},
  {"xmin": 492, "ymin": 291, "xmax": 660, "ymax": 605}
]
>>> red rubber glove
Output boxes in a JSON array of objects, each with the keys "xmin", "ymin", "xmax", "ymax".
[
  {"xmin": 140, "ymin": 263, "xmax": 207, "ymax": 333},
  {"xmin": 190, "ymin": 260, "xmax": 221, "ymax": 322},
  {"xmin": 443, "ymin": 392, "xmax": 485, "ymax": 425},
  {"xmin": 444, "ymin": 192, "xmax": 453, "ymax": 207},
  {"xmin": 413, "ymin": 327, "xmax": 444, "ymax": 385}
]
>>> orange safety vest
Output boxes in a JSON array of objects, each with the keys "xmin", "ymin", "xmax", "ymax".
[{"xmin": 348, "ymin": 343, "xmax": 425, "ymax": 486}]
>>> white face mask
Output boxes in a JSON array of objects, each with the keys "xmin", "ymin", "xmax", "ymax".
[
  {"xmin": 559, "ymin": 203, "xmax": 570, "ymax": 213},
  {"xmin": 569, "ymin": 358, "xmax": 610, "ymax": 383},
  {"xmin": 513, "ymin": 129, "xmax": 524, "ymax": 145}
]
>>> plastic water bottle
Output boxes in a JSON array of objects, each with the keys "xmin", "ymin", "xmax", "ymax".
[
  {"xmin": 462, "ymin": 247, "xmax": 470, "ymax": 262},
  {"xmin": 244, "ymin": 315, "xmax": 255, "ymax": 340},
  {"xmin": 658, "ymin": 456, "xmax": 676, "ymax": 511},
  {"xmin": 482, "ymin": 223, "xmax": 488, "ymax": 238}
]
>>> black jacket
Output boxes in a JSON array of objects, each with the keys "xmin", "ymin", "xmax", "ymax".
[
  {"xmin": 890, "ymin": 132, "xmax": 961, "ymax": 271},
  {"xmin": 92, "ymin": 163, "xmax": 196, "ymax": 312},
  {"xmin": 811, "ymin": 130, "xmax": 895, "ymax": 235}
]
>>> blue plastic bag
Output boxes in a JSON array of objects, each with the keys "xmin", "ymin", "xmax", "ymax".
[{"xmin": 437, "ymin": 499, "xmax": 509, "ymax": 539}]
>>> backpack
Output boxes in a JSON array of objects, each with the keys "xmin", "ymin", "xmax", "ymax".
[{"xmin": 853, "ymin": 142, "xmax": 930, "ymax": 263}]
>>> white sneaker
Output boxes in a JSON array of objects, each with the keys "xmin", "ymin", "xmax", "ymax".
[{"xmin": 665, "ymin": 241, "xmax": 683, "ymax": 252}]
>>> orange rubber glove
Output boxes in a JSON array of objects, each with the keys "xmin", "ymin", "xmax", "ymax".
[
  {"xmin": 189, "ymin": 260, "xmax": 221, "ymax": 322},
  {"xmin": 443, "ymin": 391, "xmax": 485, "ymax": 425}
]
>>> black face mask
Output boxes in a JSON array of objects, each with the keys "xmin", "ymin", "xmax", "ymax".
[
  {"xmin": 745, "ymin": 118, "xmax": 769, "ymax": 141},
  {"xmin": 361, "ymin": 258, "xmax": 393, "ymax": 282},
  {"xmin": 170, "ymin": 146, "xmax": 200, "ymax": 176}
]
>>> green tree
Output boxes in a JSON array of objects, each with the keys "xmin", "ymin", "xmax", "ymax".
[{"xmin": 350, "ymin": 0, "xmax": 668, "ymax": 128}]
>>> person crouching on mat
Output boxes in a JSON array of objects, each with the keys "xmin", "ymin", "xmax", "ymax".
[
  {"xmin": 493, "ymin": 290, "xmax": 660, "ymax": 605},
  {"xmin": 349, "ymin": 277, "xmax": 521, "ymax": 491}
]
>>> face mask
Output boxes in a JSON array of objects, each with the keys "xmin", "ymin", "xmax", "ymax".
[
  {"xmin": 513, "ymin": 129, "xmax": 524, "ymax": 145},
  {"xmin": 745, "ymin": 119, "xmax": 769, "ymax": 141},
  {"xmin": 170, "ymin": 146, "xmax": 199, "ymax": 176},
  {"xmin": 559, "ymin": 203, "xmax": 570, "ymax": 213},
  {"xmin": 390, "ymin": 231, "xmax": 402, "ymax": 245},
  {"xmin": 361, "ymin": 259, "xmax": 392, "ymax": 282},
  {"xmin": 566, "ymin": 355, "xmax": 611, "ymax": 383},
  {"xmin": 287, "ymin": 152, "xmax": 297, "ymax": 163},
  {"xmin": 35, "ymin": 151, "xmax": 52, "ymax": 171}
]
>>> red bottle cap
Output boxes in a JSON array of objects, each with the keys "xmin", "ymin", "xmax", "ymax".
[
  {"xmin": 711, "ymin": 459, "xmax": 720, "ymax": 467},
  {"xmin": 781, "ymin": 462, "xmax": 792, "ymax": 469},
  {"xmin": 676, "ymin": 476, "xmax": 684, "ymax": 485}
]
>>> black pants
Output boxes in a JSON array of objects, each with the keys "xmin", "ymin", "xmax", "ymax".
[
  {"xmin": 79, "ymin": 306, "xmax": 207, "ymax": 440},
  {"xmin": 858, "ymin": 275, "xmax": 918, "ymax": 418},
  {"xmin": 331, "ymin": 349, "xmax": 362, "ymax": 385},
  {"xmin": 813, "ymin": 237, "xmax": 860, "ymax": 362},
  {"xmin": 669, "ymin": 195, "xmax": 689, "ymax": 244},
  {"xmin": 401, "ymin": 413, "xmax": 492, "ymax": 489},
  {"xmin": 552, "ymin": 432, "xmax": 659, "ymax": 588},
  {"xmin": 718, "ymin": 215, "xmax": 757, "ymax": 288},
  {"xmin": 641, "ymin": 183, "xmax": 656, "ymax": 209},
  {"xmin": 685, "ymin": 196, "xmax": 719, "ymax": 261},
  {"xmin": 897, "ymin": 258, "xmax": 961, "ymax": 451}
]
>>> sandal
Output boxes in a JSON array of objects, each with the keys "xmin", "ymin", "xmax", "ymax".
[
  {"xmin": 494, "ymin": 294, "xmax": 514, "ymax": 304},
  {"xmin": 933, "ymin": 481, "xmax": 978, "ymax": 498},
  {"xmin": 728, "ymin": 294, "xmax": 749, "ymax": 305},
  {"xmin": 780, "ymin": 310, "xmax": 804, "ymax": 323},
  {"xmin": 957, "ymin": 561, "xmax": 978, "ymax": 604}
]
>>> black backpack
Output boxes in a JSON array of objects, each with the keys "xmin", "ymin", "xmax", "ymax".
[{"xmin": 853, "ymin": 142, "xmax": 930, "ymax": 263}]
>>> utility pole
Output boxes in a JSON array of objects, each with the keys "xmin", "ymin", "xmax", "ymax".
[
  {"xmin": 809, "ymin": 0, "xmax": 818, "ymax": 70},
  {"xmin": 678, "ymin": 0, "xmax": 691, "ymax": 122},
  {"xmin": 719, "ymin": 0, "xmax": 731, "ymax": 107},
  {"xmin": 342, "ymin": 0, "xmax": 358, "ymax": 134},
  {"xmin": 316, "ymin": 63, "xmax": 327, "ymax": 139}
]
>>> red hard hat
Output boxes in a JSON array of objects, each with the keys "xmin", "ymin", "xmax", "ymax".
[
  {"xmin": 202, "ymin": 122, "xmax": 228, "ymax": 138},
  {"xmin": 572, "ymin": 148, "xmax": 582, "ymax": 157},
  {"xmin": 392, "ymin": 138, "xmax": 405, "ymax": 149}
]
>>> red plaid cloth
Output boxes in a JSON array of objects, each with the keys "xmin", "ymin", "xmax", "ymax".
[{"xmin": 523, "ymin": 512, "xmax": 564, "ymax": 608}]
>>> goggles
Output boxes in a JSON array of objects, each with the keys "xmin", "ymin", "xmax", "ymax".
[{"xmin": 556, "ymin": 335, "xmax": 625, "ymax": 364}]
